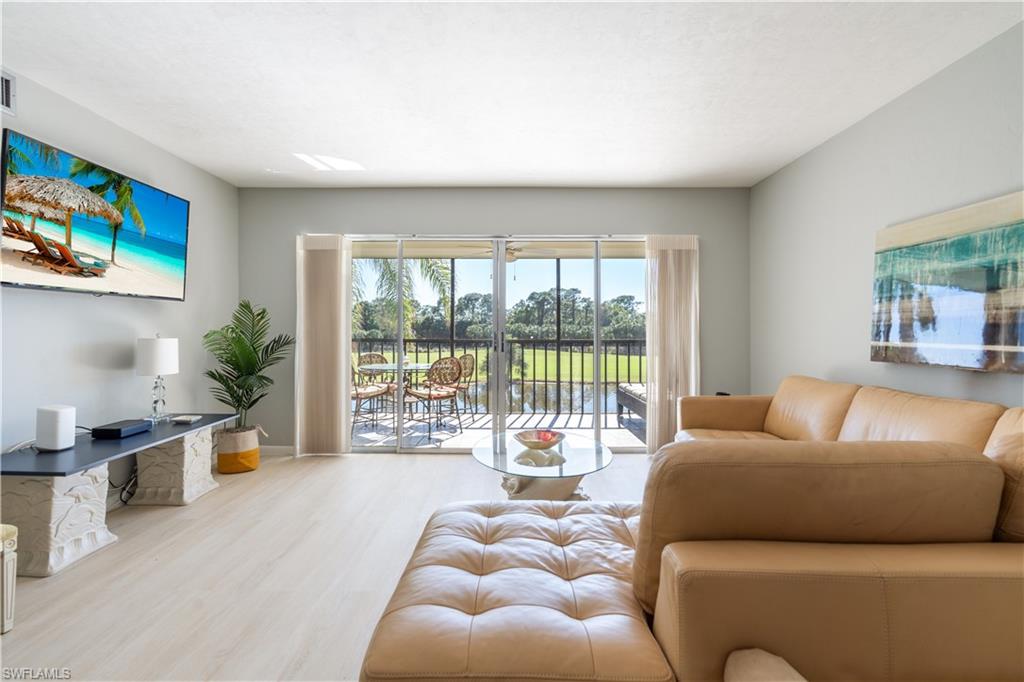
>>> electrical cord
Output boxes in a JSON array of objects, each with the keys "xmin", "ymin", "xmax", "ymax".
[
  {"xmin": 3, "ymin": 425, "xmax": 93, "ymax": 454},
  {"xmin": 4, "ymin": 423, "xmax": 138, "ymax": 504},
  {"xmin": 3, "ymin": 439, "xmax": 37, "ymax": 454},
  {"xmin": 109, "ymin": 463, "xmax": 139, "ymax": 504}
]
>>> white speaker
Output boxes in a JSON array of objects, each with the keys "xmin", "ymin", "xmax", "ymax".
[{"xmin": 36, "ymin": 405, "xmax": 76, "ymax": 451}]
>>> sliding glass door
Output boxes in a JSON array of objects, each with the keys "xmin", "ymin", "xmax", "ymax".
[
  {"xmin": 351, "ymin": 240, "xmax": 401, "ymax": 448},
  {"xmin": 599, "ymin": 241, "xmax": 647, "ymax": 447},
  {"xmin": 398, "ymin": 240, "xmax": 495, "ymax": 449},
  {"xmin": 350, "ymin": 237, "xmax": 645, "ymax": 453},
  {"xmin": 500, "ymin": 240, "xmax": 598, "ymax": 440}
]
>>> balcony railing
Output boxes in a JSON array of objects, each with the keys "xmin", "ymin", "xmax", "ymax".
[{"xmin": 352, "ymin": 337, "xmax": 646, "ymax": 419}]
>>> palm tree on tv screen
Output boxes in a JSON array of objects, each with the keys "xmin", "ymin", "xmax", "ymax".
[
  {"xmin": 69, "ymin": 159, "xmax": 146, "ymax": 264},
  {"xmin": 4, "ymin": 137, "xmax": 60, "ymax": 176}
]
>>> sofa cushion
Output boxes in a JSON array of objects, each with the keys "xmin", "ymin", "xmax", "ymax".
[
  {"xmin": 986, "ymin": 408, "xmax": 1024, "ymax": 542},
  {"xmin": 839, "ymin": 386, "xmax": 1005, "ymax": 452},
  {"xmin": 675, "ymin": 429, "xmax": 781, "ymax": 442},
  {"xmin": 361, "ymin": 501, "xmax": 673, "ymax": 682},
  {"xmin": 653, "ymin": 540, "xmax": 1024, "ymax": 682},
  {"xmin": 619, "ymin": 382, "xmax": 646, "ymax": 402},
  {"xmin": 763, "ymin": 376, "xmax": 860, "ymax": 441}
]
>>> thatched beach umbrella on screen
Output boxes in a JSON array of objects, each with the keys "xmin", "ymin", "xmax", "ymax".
[
  {"xmin": 4, "ymin": 175, "xmax": 122, "ymax": 248},
  {"xmin": 4, "ymin": 195, "xmax": 68, "ymax": 230}
]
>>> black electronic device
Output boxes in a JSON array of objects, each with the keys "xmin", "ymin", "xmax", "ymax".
[{"xmin": 92, "ymin": 419, "xmax": 153, "ymax": 440}]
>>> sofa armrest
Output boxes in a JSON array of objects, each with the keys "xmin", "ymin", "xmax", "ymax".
[
  {"xmin": 676, "ymin": 394, "xmax": 774, "ymax": 433},
  {"xmin": 632, "ymin": 439, "xmax": 1004, "ymax": 613},
  {"xmin": 652, "ymin": 541, "xmax": 1024, "ymax": 682}
]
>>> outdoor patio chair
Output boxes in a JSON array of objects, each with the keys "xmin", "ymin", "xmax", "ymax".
[
  {"xmin": 452, "ymin": 353, "xmax": 476, "ymax": 402},
  {"xmin": 357, "ymin": 351, "xmax": 387, "ymax": 370},
  {"xmin": 357, "ymin": 352, "xmax": 393, "ymax": 384},
  {"xmin": 351, "ymin": 366, "xmax": 390, "ymax": 435},
  {"xmin": 406, "ymin": 356, "xmax": 463, "ymax": 439},
  {"xmin": 357, "ymin": 352, "xmax": 398, "ymax": 414}
]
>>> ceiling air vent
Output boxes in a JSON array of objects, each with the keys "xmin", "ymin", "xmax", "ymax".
[{"xmin": 1, "ymin": 71, "xmax": 15, "ymax": 116}]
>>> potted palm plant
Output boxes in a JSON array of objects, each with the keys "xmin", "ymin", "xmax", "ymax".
[{"xmin": 203, "ymin": 300, "xmax": 294, "ymax": 473}]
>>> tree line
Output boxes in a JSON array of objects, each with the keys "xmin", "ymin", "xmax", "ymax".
[{"xmin": 355, "ymin": 287, "xmax": 645, "ymax": 340}]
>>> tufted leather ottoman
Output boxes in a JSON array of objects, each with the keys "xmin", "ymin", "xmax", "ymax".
[{"xmin": 361, "ymin": 501, "xmax": 673, "ymax": 682}]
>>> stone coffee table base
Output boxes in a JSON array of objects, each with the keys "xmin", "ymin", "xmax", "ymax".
[{"xmin": 500, "ymin": 474, "xmax": 590, "ymax": 501}]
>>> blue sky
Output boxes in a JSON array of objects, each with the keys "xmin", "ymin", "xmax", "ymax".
[{"xmin": 7, "ymin": 131, "xmax": 189, "ymax": 245}]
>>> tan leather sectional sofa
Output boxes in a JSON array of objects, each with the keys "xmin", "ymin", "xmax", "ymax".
[{"xmin": 361, "ymin": 376, "xmax": 1024, "ymax": 682}]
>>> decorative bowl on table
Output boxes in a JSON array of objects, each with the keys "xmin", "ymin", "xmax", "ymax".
[{"xmin": 513, "ymin": 429, "xmax": 565, "ymax": 450}]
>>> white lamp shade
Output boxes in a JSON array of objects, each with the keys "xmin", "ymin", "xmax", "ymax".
[{"xmin": 136, "ymin": 337, "xmax": 179, "ymax": 376}]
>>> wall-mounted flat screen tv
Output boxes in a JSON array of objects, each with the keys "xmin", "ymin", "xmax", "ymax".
[{"xmin": 1, "ymin": 129, "xmax": 189, "ymax": 301}]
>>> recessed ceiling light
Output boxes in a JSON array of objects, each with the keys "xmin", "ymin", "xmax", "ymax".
[
  {"xmin": 293, "ymin": 153, "xmax": 365, "ymax": 171},
  {"xmin": 316, "ymin": 155, "xmax": 365, "ymax": 171}
]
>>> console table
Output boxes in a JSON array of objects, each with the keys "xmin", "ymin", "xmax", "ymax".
[{"xmin": 0, "ymin": 413, "xmax": 235, "ymax": 577}]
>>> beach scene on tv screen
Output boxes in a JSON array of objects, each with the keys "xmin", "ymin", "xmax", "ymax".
[{"xmin": 2, "ymin": 131, "xmax": 188, "ymax": 299}]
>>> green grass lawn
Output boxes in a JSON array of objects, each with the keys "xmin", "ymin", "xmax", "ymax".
[{"xmin": 356, "ymin": 346, "xmax": 646, "ymax": 384}]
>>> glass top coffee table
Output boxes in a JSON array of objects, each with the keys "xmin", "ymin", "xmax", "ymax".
[{"xmin": 472, "ymin": 432, "xmax": 614, "ymax": 501}]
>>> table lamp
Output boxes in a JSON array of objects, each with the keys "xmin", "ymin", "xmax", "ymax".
[{"xmin": 137, "ymin": 335, "xmax": 179, "ymax": 422}]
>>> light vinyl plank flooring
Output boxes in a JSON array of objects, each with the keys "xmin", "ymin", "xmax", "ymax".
[{"xmin": 1, "ymin": 452, "xmax": 651, "ymax": 681}]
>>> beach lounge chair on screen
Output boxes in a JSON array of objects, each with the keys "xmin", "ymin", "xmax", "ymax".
[
  {"xmin": 21, "ymin": 232, "xmax": 64, "ymax": 267},
  {"xmin": 50, "ymin": 242, "xmax": 107, "ymax": 277},
  {"xmin": 3, "ymin": 216, "xmax": 33, "ymax": 242},
  {"xmin": 21, "ymin": 233, "xmax": 106, "ymax": 277}
]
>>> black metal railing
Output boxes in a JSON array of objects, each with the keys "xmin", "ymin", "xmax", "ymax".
[{"xmin": 352, "ymin": 337, "xmax": 646, "ymax": 419}]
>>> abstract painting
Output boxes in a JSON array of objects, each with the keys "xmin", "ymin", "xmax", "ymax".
[{"xmin": 871, "ymin": 191, "xmax": 1023, "ymax": 373}]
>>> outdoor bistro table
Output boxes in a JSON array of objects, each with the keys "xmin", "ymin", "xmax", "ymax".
[
  {"xmin": 358, "ymin": 362, "xmax": 432, "ymax": 376},
  {"xmin": 357, "ymin": 363, "xmax": 433, "ymax": 416}
]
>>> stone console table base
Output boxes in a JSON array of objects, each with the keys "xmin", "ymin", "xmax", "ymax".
[
  {"xmin": 0, "ymin": 465, "xmax": 118, "ymax": 577},
  {"xmin": 132, "ymin": 427, "xmax": 218, "ymax": 506},
  {"xmin": 0, "ymin": 427, "xmax": 220, "ymax": 577}
]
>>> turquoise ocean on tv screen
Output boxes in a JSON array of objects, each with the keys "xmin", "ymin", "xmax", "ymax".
[{"xmin": 14, "ymin": 212, "xmax": 187, "ymax": 281}]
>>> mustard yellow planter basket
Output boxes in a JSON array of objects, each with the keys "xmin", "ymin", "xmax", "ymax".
[{"xmin": 217, "ymin": 427, "xmax": 260, "ymax": 474}]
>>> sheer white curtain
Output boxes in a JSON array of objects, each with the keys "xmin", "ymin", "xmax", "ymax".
[
  {"xmin": 645, "ymin": 234, "xmax": 700, "ymax": 451},
  {"xmin": 295, "ymin": 234, "xmax": 353, "ymax": 455}
]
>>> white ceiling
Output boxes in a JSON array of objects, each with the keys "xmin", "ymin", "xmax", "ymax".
[{"xmin": 2, "ymin": 2, "xmax": 1020, "ymax": 188}]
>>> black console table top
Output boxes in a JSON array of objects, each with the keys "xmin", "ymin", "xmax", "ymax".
[{"xmin": 1, "ymin": 413, "xmax": 237, "ymax": 477}]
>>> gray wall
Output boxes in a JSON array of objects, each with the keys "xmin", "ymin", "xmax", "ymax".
[
  {"xmin": 239, "ymin": 187, "xmax": 751, "ymax": 444},
  {"xmin": 749, "ymin": 23, "xmax": 1024, "ymax": 406},
  {"xmin": 1, "ymin": 76, "xmax": 240, "ymax": 494}
]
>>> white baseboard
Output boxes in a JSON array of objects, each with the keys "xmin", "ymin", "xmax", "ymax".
[{"xmin": 260, "ymin": 445, "xmax": 294, "ymax": 457}]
